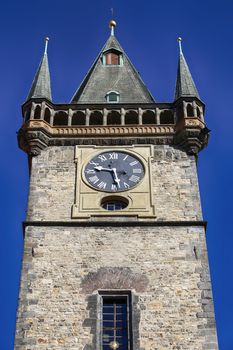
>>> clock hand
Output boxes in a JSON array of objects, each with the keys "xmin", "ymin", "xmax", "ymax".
[
  {"xmin": 94, "ymin": 166, "xmax": 114, "ymax": 172},
  {"xmin": 112, "ymin": 168, "xmax": 121, "ymax": 188}
]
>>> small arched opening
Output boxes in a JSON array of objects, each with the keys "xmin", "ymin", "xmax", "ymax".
[
  {"xmin": 34, "ymin": 105, "xmax": 41, "ymax": 119},
  {"xmin": 53, "ymin": 111, "xmax": 68, "ymax": 126},
  {"xmin": 125, "ymin": 111, "xmax": 138, "ymax": 125},
  {"xmin": 160, "ymin": 110, "xmax": 174, "ymax": 124},
  {"xmin": 107, "ymin": 111, "xmax": 121, "ymax": 125},
  {"xmin": 44, "ymin": 108, "xmax": 51, "ymax": 124},
  {"xmin": 187, "ymin": 104, "xmax": 195, "ymax": 117},
  {"xmin": 142, "ymin": 110, "xmax": 156, "ymax": 125},
  {"xmin": 89, "ymin": 111, "xmax": 103, "ymax": 126},
  {"xmin": 196, "ymin": 106, "xmax": 201, "ymax": 118},
  {"xmin": 72, "ymin": 111, "xmax": 86, "ymax": 126}
]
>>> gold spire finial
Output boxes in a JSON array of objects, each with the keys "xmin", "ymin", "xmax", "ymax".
[
  {"xmin": 44, "ymin": 37, "xmax": 49, "ymax": 54},
  {"xmin": 177, "ymin": 37, "xmax": 183, "ymax": 54},
  {"xmin": 109, "ymin": 19, "xmax": 117, "ymax": 35}
]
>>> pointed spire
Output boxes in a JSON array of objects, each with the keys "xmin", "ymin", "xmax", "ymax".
[
  {"xmin": 71, "ymin": 25, "xmax": 154, "ymax": 104},
  {"xmin": 27, "ymin": 37, "xmax": 52, "ymax": 101},
  {"xmin": 175, "ymin": 37, "xmax": 200, "ymax": 100}
]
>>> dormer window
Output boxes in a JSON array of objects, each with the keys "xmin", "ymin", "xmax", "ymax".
[
  {"xmin": 106, "ymin": 91, "xmax": 120, "ymax": 103},
  {"xmin": 102, "ymin": 50, "xmax": 123, "ymax": 66}
]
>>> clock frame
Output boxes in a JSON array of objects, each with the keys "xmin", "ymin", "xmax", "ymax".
[
  {"xmin": 72, "ymin": 145, "xmax": 155, "ymax": 219},
  {"xmin": 83, "ymin": 151, "xmax": 145, "ymax": 193}
]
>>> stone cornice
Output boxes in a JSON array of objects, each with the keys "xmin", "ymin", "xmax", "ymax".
[
  {"xmin": 23, "ymin": 120, "xmax": 175, "ymax": 136},
  {"xmin": 18, "ymin": 98, "xmax": 209, "ymax": 156}
]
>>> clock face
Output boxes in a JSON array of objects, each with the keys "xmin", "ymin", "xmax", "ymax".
[{"xmin": 84, "ymin": 151, "xmax": 145, "ymax": 192}]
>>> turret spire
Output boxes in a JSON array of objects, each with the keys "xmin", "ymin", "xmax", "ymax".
[
  {"xmin": 27, "ymin": 37, "xmax": 52, "ymax": 101},
  {"xmin": 175, "ymin": 37, "xmax": 200, "ymax": 100}
]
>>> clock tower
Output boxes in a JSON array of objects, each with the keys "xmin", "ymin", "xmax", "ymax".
[{"xmin": 15, "ymin": 23, "xmax": 218, "ymax": 349}]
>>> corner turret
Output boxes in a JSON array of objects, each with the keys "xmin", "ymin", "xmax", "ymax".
[
  {"xmin": 27, "ymin": 37, "xmax": 52, "ymax": 101},
  {"xmin": 174, "ymin": 38, "xmax": 209, "ymax": 154}
]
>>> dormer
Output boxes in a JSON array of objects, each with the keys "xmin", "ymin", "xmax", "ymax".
[
  {"xmin": 106, "ymin": 90, "xmax": 120, "ymax": 103},
  {"xmin": 102, "ymin": 49, "xmax": 123, "ymax": 66}
]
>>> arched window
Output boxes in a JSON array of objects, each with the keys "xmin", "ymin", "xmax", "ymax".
[
  {"xmin": 89, "ymin": 111, "xmax": 103, "ymax": 126},
  {"xmin": 34, "ymin": 105, "xmax": 41, "ymax": 119},
  {"xmin": 187, "ymin": 104, "xmax": 194, "ymax": 117},
  {"xmin": 72, "ymin": 111, "xmax": 86, "ymax": 126},
  {"xmin": 160, "ymin": 110, "xmax": 174, "ymax": 124},
  {"xmin": 125, "ymin": 111, "xmax": 138, "ymax": 125},
  {"xmin": 107, "ymin": 111, "xmax": 121, "ymax": 125},
  {"xmin": 44, "ymin": 108, "xmax": 50, "ymax": 124},
  {"xmin": 106, "ymin": 91, "xmax": 120, "ymax": 103},
  {"xmin": 142, "ymin": 110, "xmax": 156, "ymax": 125},
  {"xmin": 53, "ymin": 111, "xmax": 68, "ymax": 126}
]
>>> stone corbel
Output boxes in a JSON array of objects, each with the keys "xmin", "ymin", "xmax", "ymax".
[{"xmin": 18, "ymin": 129, "xmax": 49, "ymax": 156}]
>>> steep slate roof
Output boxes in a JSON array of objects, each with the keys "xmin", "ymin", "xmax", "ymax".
[
  {"xmin": 27, "ymin": 44, "xmax": 52, "ymax": 101},
  {"xmin": 71, "ymin": 34, "xmax": 155, "ymax": 103},
  {"xmin": 175, "ymin": 46, "xmax": 200, "ymax": 100}
]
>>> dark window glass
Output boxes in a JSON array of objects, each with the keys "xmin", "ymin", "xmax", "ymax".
[
  {"xmin": 108, "ymin": 93, "xmax": 118, "ymax": 102},
  {"xmin": 102, "ymin": 201, "xmax": 127, "ymax": 211},
  {"xmin": 102, "ymin": 296, "xmax": 130, "ymax": 350}
]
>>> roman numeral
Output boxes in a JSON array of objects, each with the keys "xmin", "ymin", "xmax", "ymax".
[
  {"xmin": 133, "ymin": 168, "xmax": 142, "ymax": 174},
  {"xmin": 124, "ymin": 182, "xmax": 130, "ymax": 189},
  {"xmin": 129, "ymin": 160, "xmax": 138, "ymax": 166},
  {"xmin": 85, "ymin": 169, "xmax": 95, "ymax": 174},
  {"xmin": 89, "ymin": 175, "xmax": 99, "ymax": 184},
  {"xmin": 98, "ymin": 154, "xmax": 107, "ymax": 162},
  {"xmin": 129, "ymin": 175, "xmax": 140, "ymax": 183},
  {"xmin": 89, "ymin": 161, "xmax": 99, "ymax": 167},
  {"xmin": 123, "ymin": 155, "xmax": 129, "ymax": 161},
  {"xmin": 97, "ymin": 181, "xmax": 107, "ymax": 189},
  {"xmin": 111, "ymin": 184, "xmax": 118, "ymax": 191},
  {"xmin": 109, "ymin": 153, "xmax": 118, "ymax": 160}
]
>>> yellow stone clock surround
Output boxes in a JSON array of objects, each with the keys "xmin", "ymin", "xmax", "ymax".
[{"xmin": 72, "ymin": 145, "xmax": 155, "ymax": 219}]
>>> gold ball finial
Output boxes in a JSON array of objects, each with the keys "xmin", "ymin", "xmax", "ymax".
[
  {"xmin": 177, "ymin": 37, "xmax": 182, "ymax": 42},
  {"xmin": 109, "ymin": 20, "xmax": 117, "ymax": 28}
]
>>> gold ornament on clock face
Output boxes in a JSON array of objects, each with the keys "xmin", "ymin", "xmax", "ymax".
[{"xmin": 84, "ymin": 151, "xmax": 145, "ymax": 192}]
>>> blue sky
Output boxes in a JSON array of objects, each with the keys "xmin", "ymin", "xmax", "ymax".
[{"xmin": 0, "ymin": 0, "xmax": 233, "ymax": 349}]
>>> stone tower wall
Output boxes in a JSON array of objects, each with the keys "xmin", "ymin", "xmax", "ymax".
[
  {"xmin": 26, "ymin": 145, "xmax": 202, "ymax": 222},
  {"xmin": 14, "ymin": 145, "xmax": 218, "ymax": 349},
  {"xmin": 15, "ymin": 225, "xmax": 217, "ymax": 349}
]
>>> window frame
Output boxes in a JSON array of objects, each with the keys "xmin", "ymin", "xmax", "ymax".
[
  {"xmin": 102, "ymin": 50, "xmax": 123, "ymax": 66},
  {"xmin": 106, "ymin": 91, "xmax": 120, "ymax": 104},
  {"xmin": 98, "ymin": 291, "xmax": 133, "ymax": 350}
]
